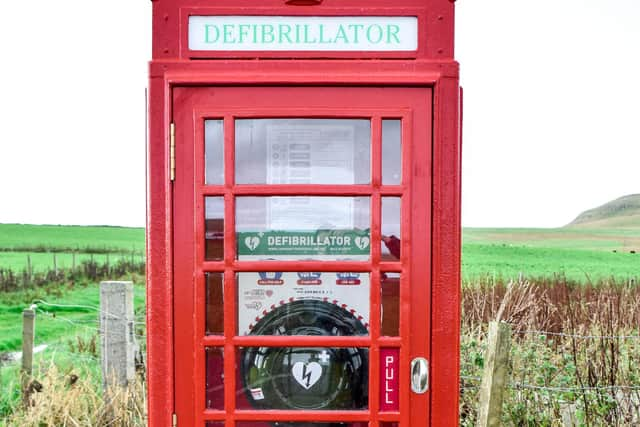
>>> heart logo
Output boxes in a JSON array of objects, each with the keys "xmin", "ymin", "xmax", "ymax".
[
  {"xmin": 265, "ymin": 290, "xmax": 274, "ymax": 297},
  {"xmin": 245, "ymin": 236, "xmax": 260, "ymax": 251},
  {"xmin": 354, "ymin": 236, "xmax": 370, "ymax": 250},
  {"xmin": 291, "ymin": 362, "xmax": 322, "ymax": 390}
]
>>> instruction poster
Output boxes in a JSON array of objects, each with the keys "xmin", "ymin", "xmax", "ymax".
[
  {"xmin": 266, "ymin": 122, "xmax": 355, "ymax": 185},
  {"xmin": 238, "ymin": 271, "xmax": 370, "ymax": 335}
]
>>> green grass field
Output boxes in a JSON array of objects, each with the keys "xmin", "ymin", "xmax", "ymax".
[
  {"xmin": 0, "ymin": 224, "xmax": 144, "ymax": 253},
  {"xmin": 0, "ymin": 284, "xmax": 146, "ymax": 352},
  {"xmin": 1, "ymin": 222, "xmax": 638, "ymax": 281},
  {"xmin": 463, "ymin": 226, "xmax": 639, "ymax": 282},
  {"xmin": 0, "ymin": 224, "xmax": 145, "ymax": 273},
  {"xmin": 0, "ymin": 252, "xmax": 142, "ymax": 273}
]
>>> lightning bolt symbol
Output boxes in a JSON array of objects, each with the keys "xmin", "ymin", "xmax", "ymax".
[{"xmin": 302, "ymin": 365, "xmax": 313, "ymax": 388}]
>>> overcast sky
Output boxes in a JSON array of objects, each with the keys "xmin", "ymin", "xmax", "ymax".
[{"xmin": 0, "ymin": 0, "xmax": 638, "ymax": 228}]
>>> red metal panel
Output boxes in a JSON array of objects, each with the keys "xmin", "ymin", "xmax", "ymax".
[
  {"xmin": 146, "ymin": 75, "xmax": 174, "ymax": 427},
  {"xmin": 149, "ymin": 3, "xmax": 461, "ymax": 427},
  {"xmin": 150, "ymin": 64, "xmax": 459, "ymax": 427},
  {"xmin": 406, "ymin": 88, "xmax": 432, "ymax": 424},
  {"xmin": 152, "ymin": 0, "xmax": 454, "ymax": 60},
  {"xmin": 369, "ymin": 116, "xmax": 382, "ymax": 422},
  {"xmin": 172, "ymin": 86, "xmax": 197, "ymax": 426},
  {"xmin": 429, "ymin": 77, "xmax": 461, "ymax": 427}
]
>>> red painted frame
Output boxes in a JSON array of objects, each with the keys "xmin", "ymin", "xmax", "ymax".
[{"xmin": 148, "ymin": 1, "xmax": 460, "ymax": 426}]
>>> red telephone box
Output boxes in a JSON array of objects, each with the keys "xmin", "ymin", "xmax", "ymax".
[{"xmin": 147, "ymin": 1, "xmax": 461, "ymax": 426}]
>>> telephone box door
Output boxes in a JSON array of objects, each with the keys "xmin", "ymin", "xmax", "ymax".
[{"xmin": 173, "ymin": 86, "xmax": 432, "ymax": 426}]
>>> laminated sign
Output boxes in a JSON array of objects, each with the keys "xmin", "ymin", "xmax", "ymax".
[
  {"xmin": 238, "ymin": 271, "xmax": 370, "ymax": 335},
  {"xmin": 237, "ymin": 229, "xmax": 371, "ymax": 335},
  {"xmin": 238, "ymin": 229, "xmax": 371, "ymax": 260}
]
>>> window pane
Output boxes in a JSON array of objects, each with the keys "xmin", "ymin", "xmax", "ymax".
[
  {"xmin": 381, "ymin": 272, "xmax": 399, "ymax": 337},
  {"xmin": 206, "ymin": 273, "xmax": 224, "ymax": 335},
  {"xmin": 205, "ymin": 120, "xmax": 224, "ymax": 185},
  {"xmin": 382, "ymin": 119, "xmax": 401, "ymax": 185},
  {"xmin": 237, "ymin": 272, "xmax": 370, "ymax": 336},
  {"xmin": 236, "ymin": 196, "xmax": 370, "ymax": 261},
  {"xmin": 205, "ymin": 347, "xmax": 224, "ymax": 409},
  {"xmin": 237, "ymin": 347, "xmax": 368, "ymax": 411},
  {"xmin": 205, "ymin": 197, "xmax": 224, "ymax": 261},
  {"xmin": 381, "ymin": 197, "xmax": 401, "ymax": 261},
  {"xmin": 236, "ymin": 119, "xmax": 371, "ymax": 184}
]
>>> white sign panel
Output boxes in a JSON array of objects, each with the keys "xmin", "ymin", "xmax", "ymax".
[
  {"xmin": 238, "ymin": 272, "xmax": 370, "ymax": 335},
  {"xmin": 189, "ymin": 16, "xmax": 418, "ymax": 51}
]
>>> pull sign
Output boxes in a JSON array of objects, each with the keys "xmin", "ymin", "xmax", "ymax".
[
  {"xmin": 188, "ymin": 16, "xmax": 418, "ymax": 52},
  {"xmin": 380, "ymin": 348, "xmax": 400, "ymax": 411},
  {"xmin": 410, "ymin": 357, "xmax": 429, "ymax": 394}
]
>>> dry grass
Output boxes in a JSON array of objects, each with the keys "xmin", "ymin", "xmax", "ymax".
[
  {"xmin": 462, "ymin": 277, "xmax": 640, "ymax": 335},
  {"xmin": 461, "ymin": 278, "xmax": 640, "ymax": 426},
  {"xmin": 2, "ymin": 364, "xmax": 146, "ymax": 427}
]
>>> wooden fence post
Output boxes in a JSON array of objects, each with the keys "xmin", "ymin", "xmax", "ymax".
[
  {"xmin": 26, "ymin": 255, "xmax": 32, "ymax": 284},
  {"xmin": 100, "ymin": 281, "xmax": 136, "ymax": 390},
  {"xmin": 476, "ymin": 321, "xmax": 512, "ymax": 427},
  {"xmin": 21, "ymin": 308, "xmax": 36, "ymax": 405}
]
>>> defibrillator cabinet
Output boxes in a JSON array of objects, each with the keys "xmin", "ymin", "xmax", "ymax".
[{"xmin": 147, "ymin": 1, "xmax": 461, "ymax": 426}]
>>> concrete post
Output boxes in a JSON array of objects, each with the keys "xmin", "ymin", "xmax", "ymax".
[
  {"xmin": 21, "ymin": 308, "xmax": 35, "ymax": 405},
  {"xmin": 476, "ymin": 321, "xmax": 512, "ymax": 427},
  {"xmin": 100, "ymin": 281, "xmax": 136, "ymax": 389}
]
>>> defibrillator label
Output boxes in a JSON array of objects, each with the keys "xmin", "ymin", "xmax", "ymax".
[{"xmin": 238, "ymin": 230, "xmax": 370, "ymax": 260}]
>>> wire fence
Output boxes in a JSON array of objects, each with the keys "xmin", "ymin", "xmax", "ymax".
[
  {"xmin": 5, "ymin": 289, "xmax": 640, "ymax": 426},
  {"xmin": 460, "ymin": 325, "xmax": 640, "ymax": 426},
  {"xmin": 0, "ymin": 296, "xmax": 148, "ymax": 374}
]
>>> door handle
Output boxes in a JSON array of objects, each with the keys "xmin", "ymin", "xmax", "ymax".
[{"xmin": 410, "ymin": 357, "xmax": 429, "ymax": 394}]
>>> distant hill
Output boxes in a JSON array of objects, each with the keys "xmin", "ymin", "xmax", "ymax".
[{"xmin": 568, "ymin": 194, "xmax": 640, "ymax": 228}]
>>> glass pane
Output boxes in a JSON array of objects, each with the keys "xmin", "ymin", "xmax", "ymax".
[
  {"xmin": 205, "ymin": 347, "xmax": 224, "ymax": 410},
  {"xmin": 237, "ymin": 273, "xmax": 370, "ymax": 336},
  {"xmin": 235, "ymin": 119, "xmax": 371, "ymax": 185},
  {"xmin": 381, "ymin": 197, "xmax": 401, "ymax": 261},
  {"xmin": 237, "ymin": 347, "xmax": 368, "ymax": 411},
  {"xmin": 206, "ymin": 273, "xmax": 224, "ymax": 335},
  {"xmin": 379, "ymin": 348, "xmax": 400, "ymax": 411},
  {"xmin": 205, "ymin": 423, "xmax": 224, "ymax": 427},
  {"xmin": 381, "ymin": 272, "xmax": 399, "ymax": 337},
  {"xmin": 382, "ymin": 119, "xmax": 401, "ymax": 185},
  {"xmin": 205, "ymin": 120, "xmax": 224, "ymax": 185},
  {"xmin": 381, "ymin": 423, "xmax": 400, "ymax": 427},
  {"xmin": 205, "ymin": 197, "xmax": 224, "ymax": 261},
  {"xmin": 236, "ymin": 197, "xmax": 370, "ymax": 261},
  {"xmin": 237, "ymin": 424, "xmax": 367, "ymax": 427}
]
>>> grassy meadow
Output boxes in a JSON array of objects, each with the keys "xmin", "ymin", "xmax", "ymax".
[
  {"xmin": 463, "ymin": 226, "xmax": 639, "ymax": 282},
  {"xmin": 0, "ymin": 224, "xmax": 144, "ymax": 274},
  {"xmin": 0, "ymin": 224, "xmax": 144, "ymax": 253},
  {"xmin": 0, "ymin": 224, "xmax": 146, "ymax": 424}
]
